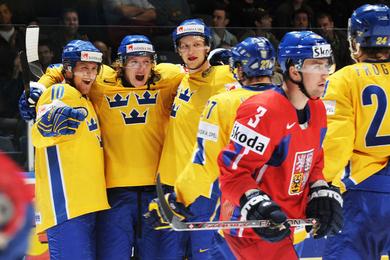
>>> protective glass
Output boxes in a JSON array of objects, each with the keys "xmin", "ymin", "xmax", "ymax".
[{"xmin": 296, "ymin": 58, "xmax": 335, "ymax": 75}]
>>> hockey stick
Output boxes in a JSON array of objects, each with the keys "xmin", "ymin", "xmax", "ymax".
[
  {"xmin": 20, "ymin": 25, "xmax": 43, "ymax": 172},
  {"xmin": 155, "ymin": 174, "xmax": 317, "ymax": 231}
]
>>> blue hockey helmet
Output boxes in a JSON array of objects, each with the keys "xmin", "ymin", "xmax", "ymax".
[
  {"xmin": 117, "ymin": 35, "xmax": 156, "ymax": 64},
  {"xmin": 208, "ymin": 48, "xmax": 232, "ymax": 66},
  {"xmin": 172, "ymin": 19, "xmax": 212, "ymax": 51},
  {"xmin": 62, "ymin": 40, "xmax": 103, "ymax": 68},
  {"xmin": 231, "ymin": 37, "xmax": 275, "ymax": 77},
  {"xmin": 348, "ymin": 4, "xmax": 390, "ymax": 49},
  {"xmin": 278, "ymin": 31, "xmax": 333, "ymax": 74}
]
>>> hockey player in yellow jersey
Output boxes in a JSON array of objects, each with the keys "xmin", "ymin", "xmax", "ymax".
[
  {"xmin": 322, "ymin": 4, "xmax": 390, "ymax": 260},
  {"xmin": 20, "ymin": 35, "xmax": 185, "ymax": 259},
  {"xmin": 151, "ymin": 18, "xmax": 236, "ymax": 259},
  {"xmin": 32, "ymin": 40, "xmax": 109, "ymax": 259},
  {"xmin": 158, "ymin": 19, "xmax": 237, "ymax": 186},
  {"xmin": 176, "ymin": 37, "xmax": 278, "ymax": 259}
]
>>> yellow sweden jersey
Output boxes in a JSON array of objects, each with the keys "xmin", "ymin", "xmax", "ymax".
[
  {"xmin": 322, "ymin": 61, "xmax": 390, "ymax": 191},
  {"xmin": 38, "ymin": 63, "xmax": 184, "ymax": 187},
  {"xmin": 90, "ymin": 63, "xmax": 183, "ymax": 187},
  {"xmin": 32, "ymin": 84, "xmax": 109, "ymax": 233},
  {"xmin": 159, "ymin": 65, "xmax": 238, "ymax": 186},
  {"xmin": 174, "ymin": 85, "xmax": 276, "ymax": 206}
]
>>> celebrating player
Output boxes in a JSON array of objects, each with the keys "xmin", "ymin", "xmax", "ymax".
[
  {"xmin": 31, "ymin": 40, "xmax": 109, "ymax": 259},
  {"xmin": 156, "ymin": 18, "xmax": 237, "ymax": 258},
  {"xmin": 19, "ymin": 35, "xmax": 184, "ymax": 259},
  {"xmin": 321, "ymin": 4, "xmax": 390, "ymax": 259},
  {"xmin": 218, "ymin": 31, "xmax": 343, "ymax": 260}
]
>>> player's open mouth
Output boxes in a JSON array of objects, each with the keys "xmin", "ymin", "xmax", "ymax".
[
  {"xmin": 188, "ymin": 57, "xmax": 197, "ymax": 61},
  {"xmin": 82, "ymin": 80, "xmax": 92, "ymax": 84},
  {"xmin": 136, "ymin": 75, "xmax": 145, "ymax": 81}
]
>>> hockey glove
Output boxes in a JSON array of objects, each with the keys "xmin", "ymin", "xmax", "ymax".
[
  {"xmin": 37, "ymin": 106, "xmax": 87, "ymax": 137},
  {"xmin": 305, "ymin": 181, "xmax": 343, "ymax": 239},
  {"xmin": 145, "ymin": 192, "xmax": 193, "ymax": 230},
  {"xmin": 240, "ymin": 189, "xmax": 290, "ymax": 242},
  {"xmin": 18, "ymin": 82, "xmax": 45, "ymax": 121}
]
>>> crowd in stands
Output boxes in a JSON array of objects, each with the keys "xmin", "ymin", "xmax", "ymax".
[{"xmin": 0, "ymin": 0, "xmax": 388, "ymax": 169}]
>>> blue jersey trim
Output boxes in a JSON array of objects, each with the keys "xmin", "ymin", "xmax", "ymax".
[{"xmin": 47, "ymin": 146, "xmax": 68, "ymax": 224}]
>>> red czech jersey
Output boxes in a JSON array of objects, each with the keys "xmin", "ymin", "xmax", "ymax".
[{"xmin": 218, "ymin": 88, "xmax": 327, "ymax": 238}]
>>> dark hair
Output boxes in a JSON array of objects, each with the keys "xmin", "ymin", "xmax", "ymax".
[
  {"xmin": 361, "ymin": 47, "xmax": 390, "ymax": 59},
  {"xmin": 38, "ymin": 39, "xmax": 53, "ymax": 51},
  {"xmin": 61, "ymin": 8, "xmax": 78, "ymax": 21},
  {"xmin": 316, "ymin": 12, "xmax": 333, "ymax": 23},
  {"xmin": 212, "ymin": 2, "xmax": 230, "ymax": 20},
  {"xmin": 254, "ymin": 8, "xmax": 271, "ymax": 22}
]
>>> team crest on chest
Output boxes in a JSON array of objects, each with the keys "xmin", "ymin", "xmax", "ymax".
[
  {"xmin": 288, "ymin": 149, "xmax": 314, "ymax": 195},
  {"xmin": 87, "ymin": 117, "xmax": 98, "ymax": 131},
  {"xmin": 135, "ymin": 91, "xmax": 158, "ymax": 105},
  {"xmin": 105, "ymin": 93, "xmax": 130, "ymax": 108},
  {"xmin": 178, "ymin": 88, "xmax": 193, "ymax": 102},
  {"xmin": 170, "ymin": 103, "xmax": 180, "ymax": 117},
  {"xmin": 121, "ymin": 109, "xmax": 148, "ymax": 124}
]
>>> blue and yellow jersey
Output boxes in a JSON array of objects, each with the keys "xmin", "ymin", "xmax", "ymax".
[
  {"xmin": 322, "ymin": 61, "xmax": 390, "ymax": 192},
  {"xmin": 174, "ymin": 84, "xmax": 275, "ymax": 206},
  {"xmin": 159, "ymin": 65, "xmax": 238, "ymax": 186},
  {"xmin": 38, "ymin": 63, "xmax": 184, "ymax": 187},
  {"xmin": 32, "ymin": 83, "xmax": 109, "ymax": 233},
  {"xmin": 90, "ymin": 63, "xmax": 184, "ymax": 187}
]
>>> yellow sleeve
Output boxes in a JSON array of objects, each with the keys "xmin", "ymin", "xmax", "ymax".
[
  {"xmin": 322, "ymin": 69, "xmax": 355, "ymax": 183},
  {"xmin": 32, "ymin": 84, "xmax": 85, "ymax": 148},
  {"xmin": 38, "ymin": 64, "xmax": 65, "ymax": 88},
  {"xmin": 175, "ymin": 94, "xmax": 230, "ymax": 206}
]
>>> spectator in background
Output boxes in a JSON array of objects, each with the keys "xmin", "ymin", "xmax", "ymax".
[
  {"xmin": 0, "ymin": 1, "xmax": 24, "ymax": 51},
  {"xmin": 0, "ymin": 47, "xmax": 24, "ymax": 137},
  {"xmin": 211, "ymin": 3, "xmax": 238, "ymax": 49},
  {"xmin": 93, "ymin": 40, "xmax": 112, "ymax": 65},
  {"xmin": 50, "ymin": 8, "xmax": 88, "ymax": 62},
  {"xmin": 273, "ymin": 0, "xmax": 313, "ymax": 38},
  {"xmin": 292, "ymin": 8, "xmax": 312, "ymax": 30},
  {"xmin": 38, "ymin": 40, "xmax": 54, "ymax": 71},
  {"xmin": 228, "ymin": 0, "xmax": 260, "ymax": 27},
  {"xmin": 151, "ymin": 0, "xmax": 191, "ymax": 27},
  {"xmin": 104, "ymin": 0, "xmax": 156, "ymax": 25},
  {"xmin": 103, "ymin": 0, "xmax": 156, "ymax": 48},
  {"xmin": 316, "ymin": 12, "xmax": 352, "ymax": 70},
  {"xmin": 239, "ymin": 8, "xmax": 279, "ymax": 50}
]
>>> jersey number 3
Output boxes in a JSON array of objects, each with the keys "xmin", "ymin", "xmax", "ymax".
[{"xmin": 363, "ymin": 84, "xmax": 390, "ymax": 146}]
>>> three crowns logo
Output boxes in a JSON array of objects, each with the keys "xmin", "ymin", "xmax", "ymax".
[
  {"xmin": 135, "ymin": 91, "xmax": 158, "ymax": 105},
  {"xmin": 121, "ymin": 109, "xmax": 148, "ymax": 124},
  {"xmin": 105, "ymin": 94, "xmax": 130, "ymax": 108},
  {"xmin": 87, "ymin": 118, "xmax": 98, "ymax": 131},
  {"xmin": 178, "ymin": 88, "xmax": 193, "ymax": 102}
]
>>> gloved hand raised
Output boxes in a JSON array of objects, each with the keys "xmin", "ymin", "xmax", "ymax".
[
  {"xmin": 145, "ymin": 192, "xmax": 193, "ymax": 229},
  {"xmin": 18, "ymin": 82, "xmax": 45, "ymax": 121},
  {"xmin": 37, "ymin": 105, "xmax": 87, "ymax": 137},
  {"xmin": 305, "ymin": 181, "xmax": 343, "ymax": 239},
  {"xmin": 240, "ymin": 189, "xmax": 291, "ymax": 242}
]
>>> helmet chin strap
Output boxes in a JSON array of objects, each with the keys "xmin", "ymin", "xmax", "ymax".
[{"xmin": 289, "ymin": 71, "xmax": 319, "ymax": 100}]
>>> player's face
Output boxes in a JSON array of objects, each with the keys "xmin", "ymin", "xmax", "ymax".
[
  {"xmin": 301, "ymin": 59, "xmax": 330, "ymax": 98},
  {"xmin": 72, "ymin": 61, "xmax": 99, "ymax": 95},
  {"xmin": 177, "ymin": 36, "xmax": 210, "ymax": 70},
  {"xmin": 123, "ymin": 56, "xmax": 153, "ymax": 87}
]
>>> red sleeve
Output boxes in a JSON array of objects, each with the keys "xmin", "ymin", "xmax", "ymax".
[
  {"xmin": 218, "ymin": 94, "xmax": 284, "ymax": 206},
  {"xmin": 308, "ymin": 100, "xmax": 327, "ymax": 184}
]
